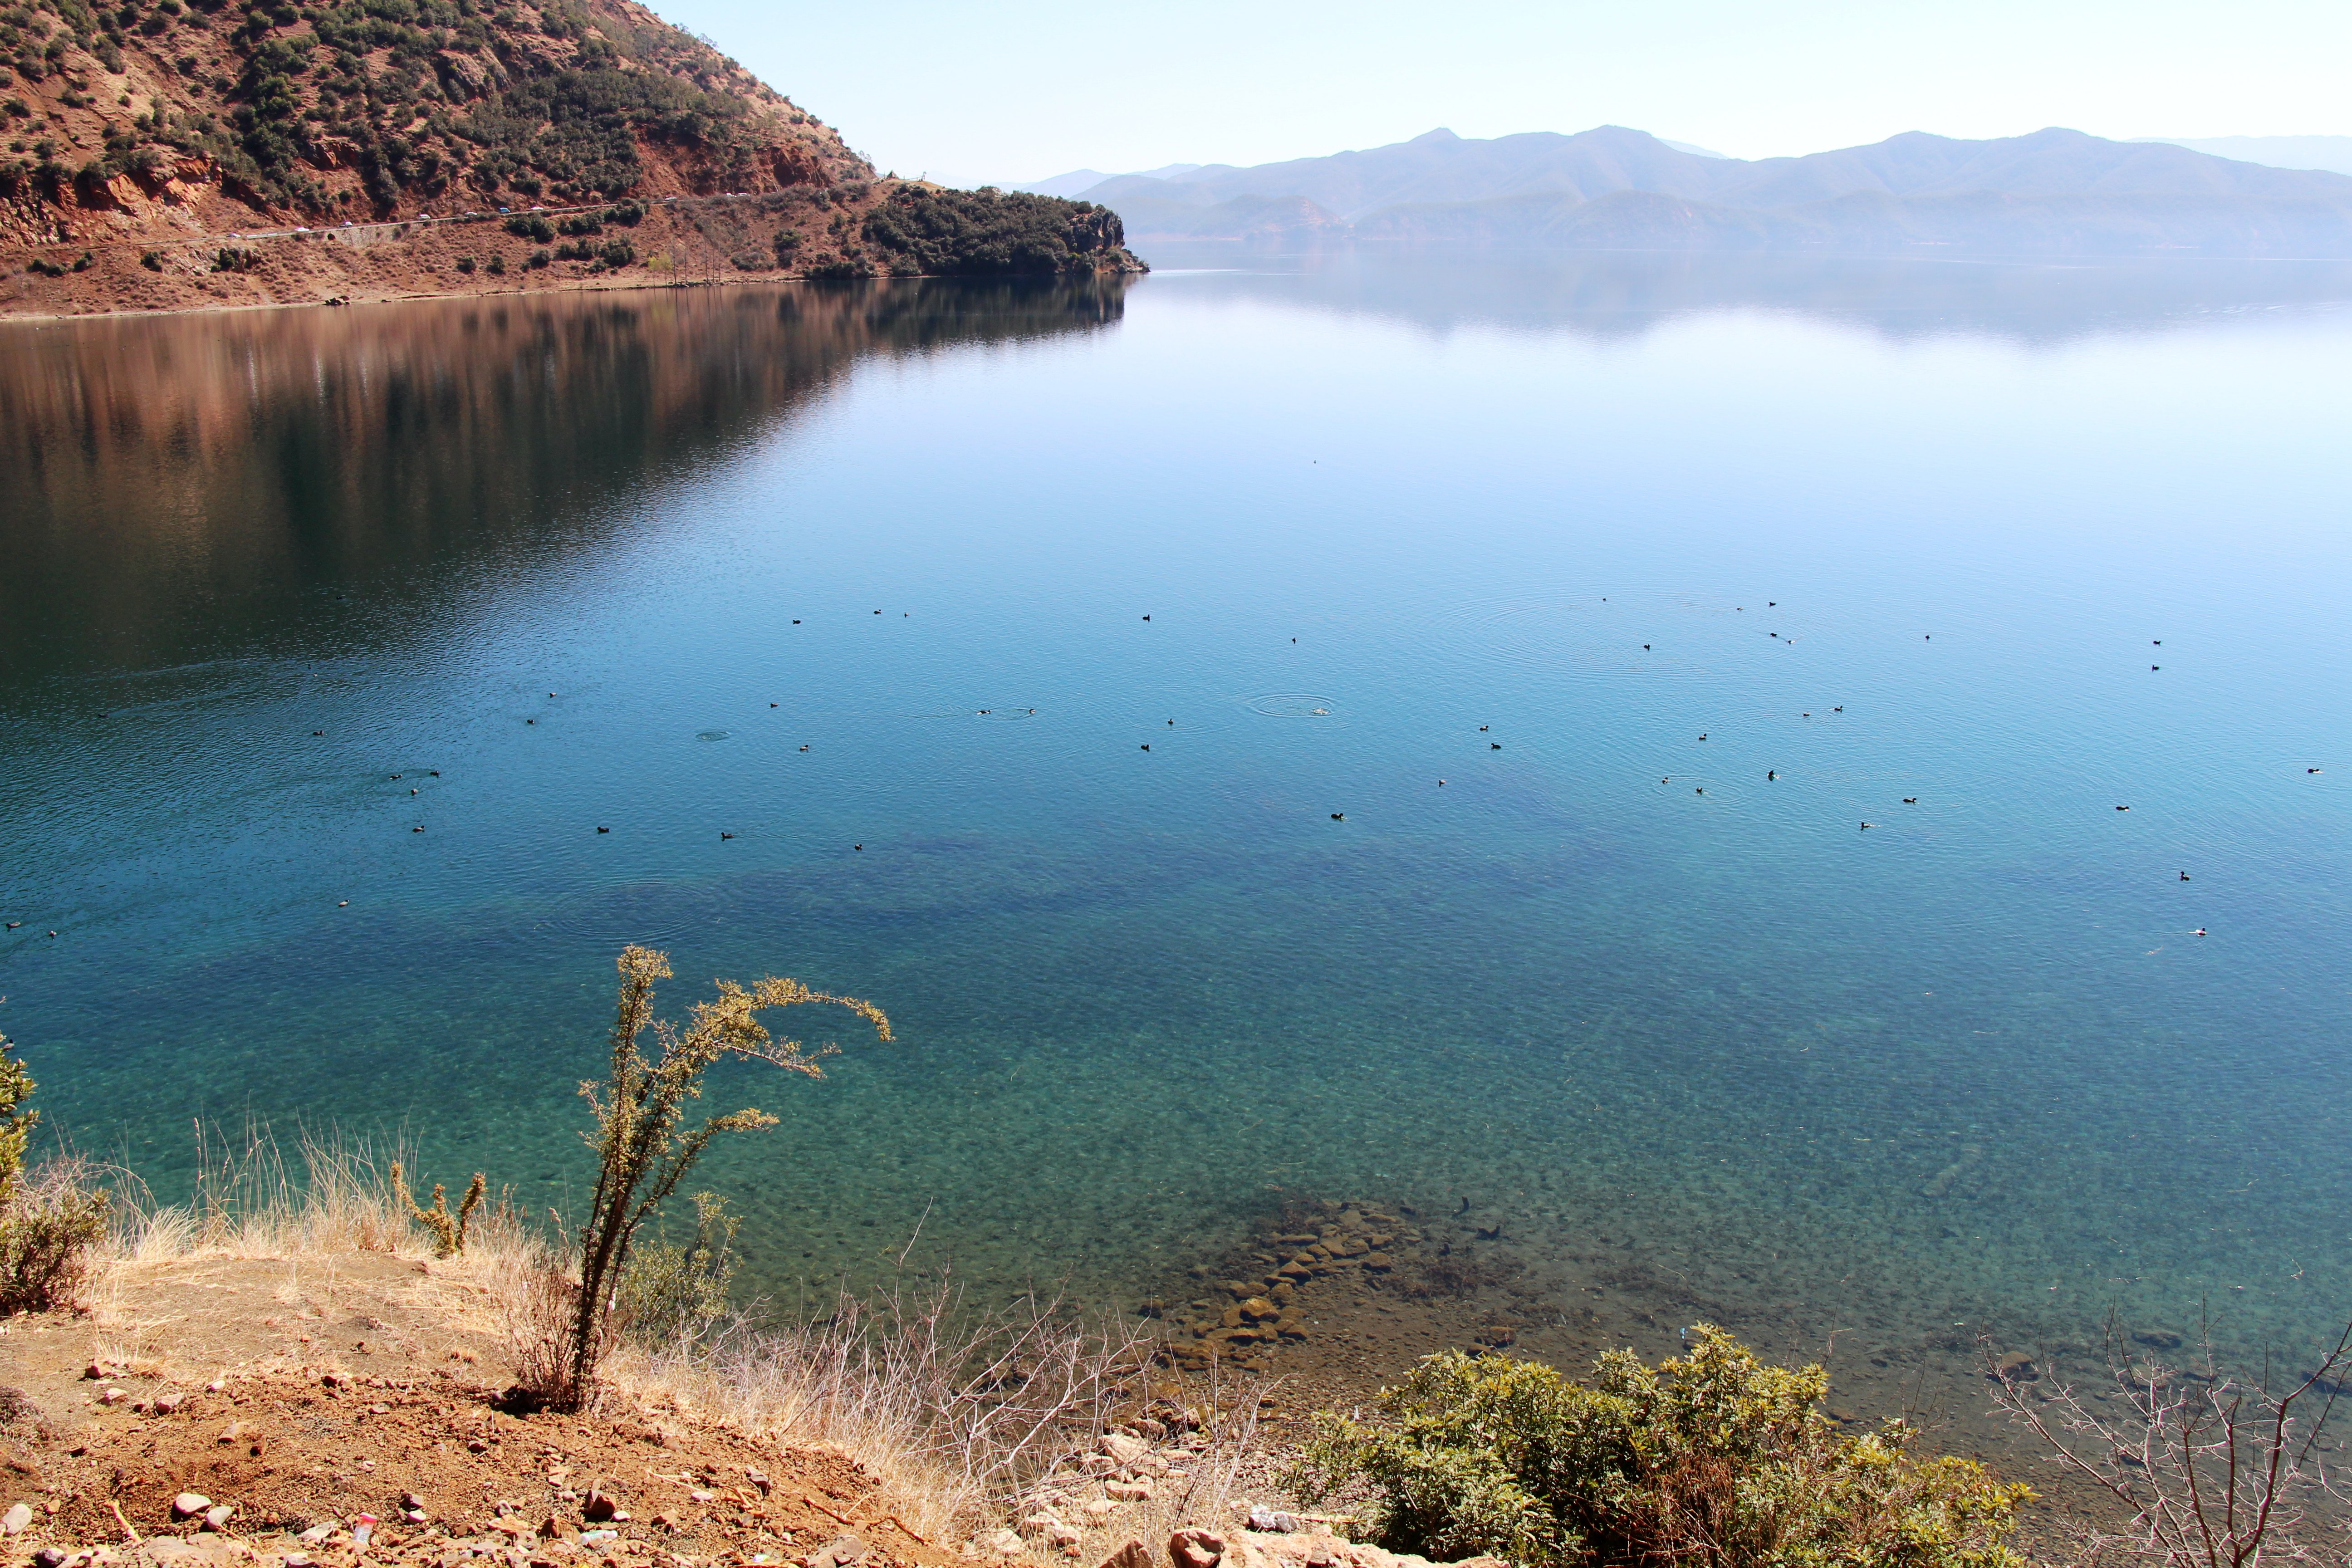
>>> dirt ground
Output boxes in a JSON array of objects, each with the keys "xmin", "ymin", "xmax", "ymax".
[{"xmin": 0, "ymin": 1254, "xmax": 955, "ymax": 1568}]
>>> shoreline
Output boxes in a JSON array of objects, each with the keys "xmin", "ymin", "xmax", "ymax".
[
  {"xmin": 0, "ymin": 262, "xmax": 1146, "ymax": 328},
  {"xmin": 0, "ymin": 183, "xmax": 1144, "ymax": 322}
]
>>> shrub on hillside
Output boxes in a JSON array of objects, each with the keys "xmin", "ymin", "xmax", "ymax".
[
  {"xmin": 1292, "ymin": 1328, "xmax": 2029, "ymax": 1568},
  {"xmin": 515, "ymin": 946, "xmax": 890, "ymax": 1411},
  {"xmin": 616, "ymin": 1189, "xmax": 738, "ymax": 1347},
  {"xmin": 0, "ymin": 1033, "xmax": 108, "ymax": 1315}
]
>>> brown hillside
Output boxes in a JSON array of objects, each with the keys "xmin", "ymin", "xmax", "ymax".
[{"xmin": 0, "ymin": 0, "xmax": 1140, "ymax": 312}]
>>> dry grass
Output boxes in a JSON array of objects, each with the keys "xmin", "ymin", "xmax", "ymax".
[
  {"xmin": 78, "ymin": 1121, "xmax": 1232, "ymax": 1554},
  {"xmin": 604, "ymin": 1275, "xmax": 1170, "ymax": 1544}
]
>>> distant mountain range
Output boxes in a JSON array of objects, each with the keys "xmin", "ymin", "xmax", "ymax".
[
  {"xmin": 1020, "ymin": 126, "xmax": 2352, "ymax": 255},
  {"xmin": 2132, "ymin": 136, "xmax": 2352, "ymax": 176}
]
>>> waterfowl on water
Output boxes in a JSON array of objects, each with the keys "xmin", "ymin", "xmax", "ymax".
[
  {"xmin": 1767, "ymin": 770, "xmax": 1776, "ymax": 780},
  {"xmin": 854, "ymin": 844, "xmax": 862, "ymax": 851},
  {"xmin": 2152, "ymin": 666, "xmax": 2160, "ymax": 671},
  {"xmin": 526, "ymin": 718, "xmax": 535, "ymax": 724},
  {"xmin": 313, "ymin": 730, "xmax": 324, "ymax": 736},
  {"xmin": 337, "ymin": 901, "xmax": 348, "ymax": 907},
  {"xmin": 1695, "ymin": 787, "xmax": 1704, "ymax": 794},
  {"xmin": 2310, "ymin": 768, "xmax": 2324, "ymax": 774},
  {"xmin": 412, "ymin": 826, "xmax": 423, "ymax": 833},
  {"xmin": 1331, "ymin": 813, "xmax": 1345, "ymax": 820},
  {"xmin": 720, "ymin": 832, "xmax": 734, "ymax": 839},
  {"xmin": 1859, "ymin": 822, "xmax": 1872, "ymax": 830},
  {"xmin": 429, "ymin": 770, "xmax": 440, "ymax": 777},
  {"xmin": 1491, "ymin": 742, "xmax": 1500, "ymax": 749},
  {"xmin": 1833, "ymin": 706, "xmax": 1842, "ymax": 712},
  {"xmin": 4, "ymin": 922, "xmax": 18, "ymax": 930},
  {"xmin": 2194, "ymin": 928, "xmax": 2207, "ymax": 936},
  {"xmin": 1643, "ymin": 644, "xmax": 1650, "ymax": 650},
  {"xmin": 1903, "ymin": 797, "xmax": 1916, "ymax": 804},
  {"xmin": 391, "ymin": 774, "xmax": 402, "ymax": 780},
  {"xmin": 598, "ymin": 827, "xmax": 609, "ymax": 834},
  {"xmin": 1142, "ymin": 614, "xmax": 1151, "ymax": 621},
  {"xmin": 771, "ymin": 702, "xmax": 779, "ymax": 708},
  {"xmin": 1480, "ymin": 725, "xmax": 1489, "ymax": 731},
  {"xmin": 410, "ymin": 788, "xmax": 418, "ymax": 795},
  {"xmin": 2117, "ymin": 804, "xmax": 2131, "ymax": 811},
  {"xmin": 799, "ymin": 745, "xmax": 809, "ymax": 752},
  {"xmin": 2180, "ymin": 872, "xmax": 2190, "ymax": 880},
  {"xmin": 1141, "ymin": 743, "xmax": 1150, "ymax": 750}
]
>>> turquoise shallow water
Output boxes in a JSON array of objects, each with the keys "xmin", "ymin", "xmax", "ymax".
[{"xmin": 3, "ymin": 258, "xmax": 2351, "ymax": 1400}]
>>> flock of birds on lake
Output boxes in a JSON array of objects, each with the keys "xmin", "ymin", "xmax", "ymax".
[{"xmin": 2, "ymin": 598, "xmax": 2333, "ymax": 948}]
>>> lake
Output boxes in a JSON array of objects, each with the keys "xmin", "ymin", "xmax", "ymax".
[{"xmin": 4, "ymin": 251, "xmax": 2351, "ymax": 1440}]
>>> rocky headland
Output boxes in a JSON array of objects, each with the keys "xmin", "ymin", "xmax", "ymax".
[{"xmin": 0, "ymin": 0, "xmax": 1141, "ymax": 314}]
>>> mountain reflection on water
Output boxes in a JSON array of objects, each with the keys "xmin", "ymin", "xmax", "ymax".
[
  {"xmin": 0, "ymin": 277, "xmax": 1128, "ymax": 681},
  {"xmin": 1142, "ymin": 245, "xmax": 2352, "ymax": 345}
]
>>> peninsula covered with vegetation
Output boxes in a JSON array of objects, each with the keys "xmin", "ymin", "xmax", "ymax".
[{"xmin": 0, "ymin": 0, "xmax": 1141, "ymax": 312}]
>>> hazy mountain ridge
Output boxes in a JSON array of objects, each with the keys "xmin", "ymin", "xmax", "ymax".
[
  {"xmin": 2135, "ymin": 136, "xmax": 2352, "ymax": 177},
  {"xmin": 1078, "ymin": 126, "xmax": 2352, "ymax": 254}
]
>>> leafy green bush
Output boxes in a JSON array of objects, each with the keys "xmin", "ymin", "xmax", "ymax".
[
  {"xmin": 1292, "ymin": 1329, "xmax": 2029, "ymax": 1568},
  {"xmin": 505, "ymin": 212, "xmax": 554, "ymax": 241},
  {"xmin": 0, "ymin": 1033, "xmax": 108, "ymax": 1316},
  {"xmin": 616, "ymin": 1189, "xmax": 738, "ymax": 1347}
]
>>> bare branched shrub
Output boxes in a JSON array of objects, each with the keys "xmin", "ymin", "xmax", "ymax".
[
  {"xmin": 622, "ymin": 1274, "xmax": 1152, "ymax": 1540},
  {"xmin": 1989, "ymin": 1315, "xmax": 2352, "ymax": 1568},
  {"xmin": 544, "ymin": 945, "xmax": 891, "ymax": 1412},
  {"xmin": 508, "ymin": 1253, "xmax": 583, "ymax": 1401}
]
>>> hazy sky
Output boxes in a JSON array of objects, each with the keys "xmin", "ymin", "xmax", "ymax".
[{"xmin": 645, "ymin": 0, "xmax": 2352, "ymax": 185}]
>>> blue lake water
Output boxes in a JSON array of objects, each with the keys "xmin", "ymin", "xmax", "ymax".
[{"xmin": 3, "ymin": 254, "xmax": 2351, "ymax": 1424}]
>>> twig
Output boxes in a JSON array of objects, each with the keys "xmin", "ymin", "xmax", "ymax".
[
  {"xmin": 867, "ymin": 1514, "xmax": 930, "ymax": 1545},
  {"xmin": 109, "ymin": 1500, "xmax": 142, "ymax": 1544},
  {"xmin": 804, "ymin": 1494, "xmax": 858, "ymax": 1528}
]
